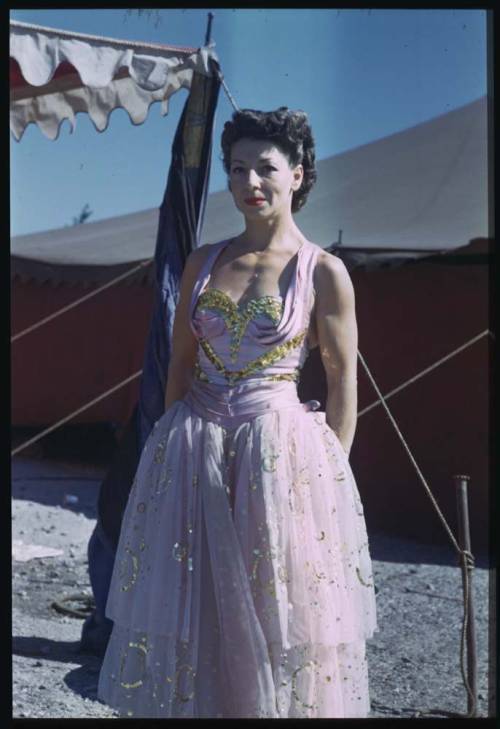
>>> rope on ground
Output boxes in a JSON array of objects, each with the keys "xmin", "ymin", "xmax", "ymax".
[
  {"xmin": 357, "ymin": 348, "xmax": 477, "ymax": 718},
  {"xmin": 358, "ymin": 329, "xmax": 490, "ymax": 418},
  {"xmin": 11, "ymin": 259, "xmax": 153, "ymax": 343},
  {"xmin": 51, "ymin": 593, "xmax": 95, "ymax": 619},
  {"xmin": 10, "ymin": 369, "xmax": 143, "ymax": 458}
]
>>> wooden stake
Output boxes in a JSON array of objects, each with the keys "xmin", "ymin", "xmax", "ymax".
[{"xmin": 453, "ymin": 474, "xmax": 478, "ymax": 716}]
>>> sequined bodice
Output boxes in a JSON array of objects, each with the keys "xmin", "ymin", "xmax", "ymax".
[
  {"xmin": 189, "ymin": 239, "xmax": 319, "ymax": 389},
  {"xmin": 197, "ymin": 288, "xmax": 284, "ymax": 364}
]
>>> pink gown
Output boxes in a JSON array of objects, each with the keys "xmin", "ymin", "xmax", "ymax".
[{"xmin": 97, "ymin": 238, "xmax": 378, "ymax": 718}]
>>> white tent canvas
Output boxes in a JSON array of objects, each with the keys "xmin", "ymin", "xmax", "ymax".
[{"xmin": 11, "ymin": 95, "xmax": 488, "ymax": 283}]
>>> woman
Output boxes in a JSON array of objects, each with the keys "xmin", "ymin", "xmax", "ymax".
[{"xmin": 98, "ymin": 107, "xmax": 377, "ymax": 718}]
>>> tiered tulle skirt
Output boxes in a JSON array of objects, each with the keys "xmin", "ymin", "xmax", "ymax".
[{"xmin": 97, "ymin": 399, "xmax": 377, "ymax": 718}]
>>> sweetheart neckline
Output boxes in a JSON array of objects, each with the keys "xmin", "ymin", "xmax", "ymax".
[
  {"xmin": 201, "ymin": 286, "xmax": 283, "ymax": 311},
  {"xmin": 199, "ymin": 238, "xmax": 306, "ymax": 312}
]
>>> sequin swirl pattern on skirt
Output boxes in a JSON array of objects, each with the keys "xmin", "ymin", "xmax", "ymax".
[{"xmin": 97, "ymin": 238, "xmax": 378, "ymax": 717}]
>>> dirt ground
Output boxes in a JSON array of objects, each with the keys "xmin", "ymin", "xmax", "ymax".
[{"xmin": 11, "ymin": 427, "xmax": 495, "ymax": 719}]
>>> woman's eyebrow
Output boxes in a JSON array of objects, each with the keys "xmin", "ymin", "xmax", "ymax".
[{"xmin": 231, "ymin": 157, "xmax": 275, "ymax": 164}]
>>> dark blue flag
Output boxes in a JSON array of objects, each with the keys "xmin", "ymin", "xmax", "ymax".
[
  {"xmin": 81, "ymin": 63, "xmax": 221, "ymax": 654},
  {"xmin": 97, "ymin": 65, "xmax": 220, "ymax": 551},
  {"xmin": 137, "ymin": 66, "xmax": 221, "ymax": 451}
]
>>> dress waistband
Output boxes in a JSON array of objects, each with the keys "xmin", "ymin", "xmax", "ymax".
[{"xmin": 183, "ymin": 378, "xmax": 320, "ymax": 429}]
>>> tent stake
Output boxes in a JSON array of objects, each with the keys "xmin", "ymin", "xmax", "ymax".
[{"xmin": 454, "ymin": 474, "xmax": 478, "ymax": 716}]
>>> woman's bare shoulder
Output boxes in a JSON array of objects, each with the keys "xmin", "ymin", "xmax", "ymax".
[
  {"xmin": 183, "ymin": 241, "xmax": 220, "ymax": 279},
  {"xmin": 187, "ymin": 241, "xmax": 214, "ymax": 265},
  {"xmin": 310, "ymin": 245, "xmax": 348, "ymax": 275},
  {"xmin": 312, "ymin": 247, "xmax": 353, "ymax": 302}
]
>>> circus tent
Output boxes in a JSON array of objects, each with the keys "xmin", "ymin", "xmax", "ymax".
[
  {"xmin": 10, "ymin": 21, "xmax": 491, "ymax": 547},
  {"xmin": 11, "ymin": 95, "xmax": 488, "ymax": 280}
]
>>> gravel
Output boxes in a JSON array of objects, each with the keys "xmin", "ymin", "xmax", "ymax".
[{"xmin": 11, "ymin": 453, "xmax": 494, "ymax": 719}]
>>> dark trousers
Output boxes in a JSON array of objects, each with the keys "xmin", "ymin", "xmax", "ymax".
[{"xmin": 80, "ymin": 521, "xmax": 115, "ymax": 655}]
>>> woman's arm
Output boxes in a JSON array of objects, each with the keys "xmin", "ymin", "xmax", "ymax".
[
  {"xmin": 164, "ymin": 245, "xmax": 211, "ymax": 411},
  {"xmin": 313, "ymin": 252, "xmax": 358, "ymax": 457}
]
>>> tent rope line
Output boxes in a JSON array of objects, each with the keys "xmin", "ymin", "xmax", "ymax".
[
  {"xmin": 11, "ymin": 259, "xmax": 152, "ymax": 343},
  {"xmin": 211, "ymin": 63, "xmax": 240, "ymax": 113},
  {"xmin": 357, "ymin": 348, "xmax": 477, "ymax": 718},
  {"xmin": 358, "ymin": 329, "xmax": 491, "ymax": 417},
  {"xmin": 10, "ymin": 369, "xmax": 143, "ymax": 458},
  {"xmin": 11, "ymin": 328, "xmax": 487, "ymax": 460}
]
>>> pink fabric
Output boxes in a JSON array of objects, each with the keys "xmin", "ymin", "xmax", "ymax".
[
  {"xmin": 189, "ymin": 238, "xmax": 315, "ymax": 382},
  {"xmin": 98, "ymin": 239, "xmax": 378, "ymax": 718}
]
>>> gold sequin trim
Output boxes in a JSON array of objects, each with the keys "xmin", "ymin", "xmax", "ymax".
[
  {"xmin": 261, "ymin": 451, "xmax": 280, "ymax": 472},
  {"xmin": 155, "ymin": 466, "xmax": 173, "ymax": 495},
  {"xmin": 193, "ymin": 360, "xmax": 210, "ymax": 382},
  {"xmin": 197, "ymin": 288, "xmax": 283, "ymax": 363},
  {"xmin": 119, "ymin": 547, "xmax": 139, "ymax": 592},
  {"xmin": 291, "ymin": 661, "xmax": 319, "ymax": 710},
  {"xmin": 154, "ymin": 437, "xmax": 167, "ymax": 464},
  {"xmin": 194, "ymin": 362, "xmax": 299, "ymax": 384},
  {"xmin": 119, "ymin": 639, "xmax": 148, "ymax": 689},
  {"xmin": 266, "ymin": 370, "xmax": 300, "ymax": 382},
  {"xmin": 356, "ymin": 567, "xmax": 374, "ymax": 588},
  {"xmin": 172, "ymin": 542, "xmax": 188, "ymax": 562},
  {"xmin": 173, "ymin": 664, "xmax": 197, "ymax": 702},
  {"xmin": 199, "ymin": 329, "xmax": 307, "ymax": 386}
]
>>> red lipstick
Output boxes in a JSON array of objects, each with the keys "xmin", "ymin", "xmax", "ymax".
[{"xmin": 244, "ymin": 197, "xmax": 266, "ymax": 206}]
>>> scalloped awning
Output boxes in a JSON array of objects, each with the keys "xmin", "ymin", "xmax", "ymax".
[{"xmin": 10, "ymin": 19, "xmax": 217, "ymax": 141}]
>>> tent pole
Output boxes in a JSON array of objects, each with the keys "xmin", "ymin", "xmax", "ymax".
[{"xmin": 205, "ymin": 12, "xmax": 214, "ymax": 45}]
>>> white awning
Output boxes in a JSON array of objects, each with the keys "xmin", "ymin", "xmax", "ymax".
[{"xmin": 10, "ymin": 20, "xmax": 217, "ymax": 141}]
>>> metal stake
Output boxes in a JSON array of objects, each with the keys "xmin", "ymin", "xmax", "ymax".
[{"xmin": 454, "ymin": 474, "xmax": 478, "ymax": 716}]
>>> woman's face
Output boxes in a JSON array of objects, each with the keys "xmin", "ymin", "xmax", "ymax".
[{"xmin": 228, "ymin": 138, "xmax": 303, "ymax": 219}]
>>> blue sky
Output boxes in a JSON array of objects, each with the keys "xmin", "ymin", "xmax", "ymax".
[{"xmin": 10, "ymin": 8, "xmax": 487, "ymax": 236}]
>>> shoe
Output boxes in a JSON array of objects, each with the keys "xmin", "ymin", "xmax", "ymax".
[{"xmin": 78, "ymin": 611, "xmax": 113, "ymax": 658}]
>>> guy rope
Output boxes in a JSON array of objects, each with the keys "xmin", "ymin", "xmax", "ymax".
[{"xmin": 358, "ymin": 349, "xmax": 478, "ymax": 718}]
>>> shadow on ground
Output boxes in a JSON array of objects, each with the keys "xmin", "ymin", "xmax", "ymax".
[
  {"xmin": 12, "ymin": 423, "xmax": 116, "ymax": 518},
  {"xmin": 12, "ymin": 477, "xmax": 101, "ymax": 519},
  {"xmin": 13, "ymin": 633, "xmax": 95, "ymax": 666},
  {"xmin": 369, "ymin": 531, "xmax": 491, "ymax": 569},
  {"xmin": 13, "ymin": 634, "xmax": 108, "ymax": 706},
  {"xmin": 63, "ymin": 662, "xmax": 106, "ymax": 703}
]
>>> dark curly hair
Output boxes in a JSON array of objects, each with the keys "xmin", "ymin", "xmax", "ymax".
[{"xmin": 221, "ymin": 107, "xmax": 317, "ymax": 213}]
